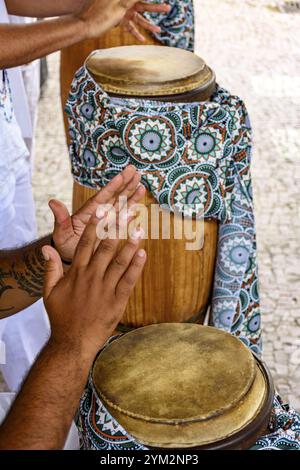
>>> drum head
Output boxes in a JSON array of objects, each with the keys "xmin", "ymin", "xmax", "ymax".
[
  {"xmin": 86, "ymin": 46, "xmax": 215, "ymax": 97},
  {"xmin": 92, "ymin": 324, "xmax": 271, "ymax": 448}
]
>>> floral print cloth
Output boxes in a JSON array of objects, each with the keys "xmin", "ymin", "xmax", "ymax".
[
  {"xmin": 65, "ymin": 60, "xmax": 300, "ymax": 452},
  {"xmin": 66, "ymin": 64, "xmax": 261, "ymax": 355},
  {"xmin": 144, "ymin": 0, "xmax": 195, "ymax": 52}
]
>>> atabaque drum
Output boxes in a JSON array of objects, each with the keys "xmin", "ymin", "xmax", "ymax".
[
  {"xmin": 89, "ymin": 324, "xmax": 274, "ymax": 450},
  {"xmin": 60, "ymin": 24, "xmax": 160, "ymax": 133},
  {"xmin": 69, "ymin": 46, "xmax": 218, "ymax": 330}
]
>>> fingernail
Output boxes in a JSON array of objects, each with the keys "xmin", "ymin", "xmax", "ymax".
[
  {"xmin": 137, "ymin": 249, "xmax": 146, "ymax": 258},
  {"xmin": 96, "ymin": 208, "xmax": 106, "ymax": 219},
  {"xmin": 42, "ymin": 247, "xmax": 50, "ymax": 261}
]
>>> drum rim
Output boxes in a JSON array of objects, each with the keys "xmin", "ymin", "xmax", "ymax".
[
  {"xmin": 94, "ymin": 354, "xmax": 274, "ymax": 450},
  {"xmin": 85, "ymin": 47, "xmax": 216, "ymax": 99}
]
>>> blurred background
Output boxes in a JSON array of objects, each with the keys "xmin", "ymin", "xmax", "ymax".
[{"xmin": 3, "ymin": 0, "xmax": 300, "ymax": 409}]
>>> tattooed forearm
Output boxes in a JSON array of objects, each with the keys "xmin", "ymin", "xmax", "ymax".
[
  {"xmin": 12, "ymin": 248, "xmax": 45, "ymax": 298},
  {"xmin": 0, "ymin": 268, "xmax": 14, "ymax": 312},
  {"xmin": 0, "ymin": 235, "xmax": 51, "ymax": 319}
]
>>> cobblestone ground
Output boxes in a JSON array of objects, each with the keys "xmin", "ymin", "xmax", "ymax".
[
  {"xmin": 194, "ymin": 1, "xmax": 300, "ymax": 409},
  {"xmin": 2, "ymin": 0, "xmax": 300, "ymax": 408}
]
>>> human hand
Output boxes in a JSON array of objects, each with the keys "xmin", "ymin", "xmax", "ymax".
[
  {"xmin": 50, "ymin": 165, "xmax": 145, "ymax": 263},
  {"xmin": 42, "ymin": 210, "xmax": 146, "ymax": 360},
  {"xmin": 76, "ymin": 0, "xmax": 170, "ymax": 41}
]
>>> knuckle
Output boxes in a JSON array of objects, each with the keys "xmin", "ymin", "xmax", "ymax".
[
  {"xmin": 123, "ymin": 274, "xmax": 136, "ymax": 288},
  {"xmin": 77, "ymin": 236, "xmax": 91, "ymax": 250},
  {"xmin": 118, "ymin": 285, "xmax": 132, "ymax": 298},
  {"xmin": 113, "ymin": 256, "xmax": 128, "ymax": 269},
  {"xmin": 99, "ymin": 240, "xmax": 115, "ymax": 254}
]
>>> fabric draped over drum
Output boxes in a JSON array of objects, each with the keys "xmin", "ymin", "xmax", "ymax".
[
  {"xmin": 66, "ymin": 67, "xmax": 300, "ymax": 453},
  {"xmin": 143, "ymin": 0, "xmax": 195, "ymax": 52},
  {"xmin": 65, "ymin": 64, "xmax": 261, "ymax": 355}
]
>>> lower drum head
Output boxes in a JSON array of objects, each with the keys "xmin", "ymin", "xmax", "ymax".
[{"xmin": 92, "ymin": 324, "xmax": 274, "ymax": 449}]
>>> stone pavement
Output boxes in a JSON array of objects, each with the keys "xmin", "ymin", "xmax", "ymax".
[
  {"xmin": 193, "ymin": 1, "xmax": 300, "ymax": 409},
  {"xmin": 2, "ymin": 0, "xmax": 300, "ymax": 410}
]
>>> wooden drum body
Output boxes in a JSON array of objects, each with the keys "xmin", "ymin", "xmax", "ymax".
[{"xmin": 65, "ymin": 44, "xmax": 219, "ymax": 329}]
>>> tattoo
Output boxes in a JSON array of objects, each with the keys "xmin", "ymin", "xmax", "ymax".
[
  {"xmin": 0, "ymin": 267, "xmax": 14, "ymax": 312},
  {"xmin": 11, "ymin": 248, "xmax": 45, "ymax": 298},
  {"xmin": 0, "ymin": 236, "xmax": 50, "ymax": 315}
]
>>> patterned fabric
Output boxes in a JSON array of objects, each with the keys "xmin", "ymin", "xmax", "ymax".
[
  {"xmin": 144, "ymin": 0, "xmax": 195, "ymax": 52},
  {"xmin": 76, "ymin": 339, "xmax": 300, "ymax": 451},
  {"xmin": 66, "ymin": 57, "xmax": 299, "ymax": 452},
  {"xmin": 65, "ymin": 64, "xmax": 261, "ymax": 354}
]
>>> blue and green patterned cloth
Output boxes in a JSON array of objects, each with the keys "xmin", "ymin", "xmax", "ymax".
[
  {"xmin": 65, "ymin": 0, "xmax": 300, "ymax": 450},
  {"xmin": 144, "ymin": 0, "xmax": 195, "ymax": 51}
]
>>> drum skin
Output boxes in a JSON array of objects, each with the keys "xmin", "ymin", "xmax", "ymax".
[
  {"xmin": 61, "ymin": 29, "xmax": 219, "ymax": 329},
  {"xmin": 92, "ymin": 324, "xmax": 275, "ymax": 450},
  {"xmin": 60, "ymin": 26, "xmax": 159, "ymax": 132}
]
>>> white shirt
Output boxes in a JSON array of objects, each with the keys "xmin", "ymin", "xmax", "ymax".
[{"xmin": 0, "ymin": 1, "xmax": 30, "ymax": 213}]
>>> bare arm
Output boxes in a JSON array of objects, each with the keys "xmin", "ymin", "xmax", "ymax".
[
  {"xmin": 0, "ymin": 166, "xmax": 145, "ymax": 318},
  {"xmin": 0, "ymin": 236, "xmax": 50, "ymax": 319},
  {"xmin": 0, "ymin": 341, "xmax": 91, "ymax": 450},
  {"xmin": 0, "ymin": 1, "xmax": 170, "ymax": 69},
  {"xmin": 0, "ymin": 206, "xmax": 146, "ymax": 449},
  {"xmin": 0, "ymin": 16, "xmax": 87, "ymax": 69},
  {"xmin": 5, "ymin": 0, "xmax": 85, "ymax": 17}
]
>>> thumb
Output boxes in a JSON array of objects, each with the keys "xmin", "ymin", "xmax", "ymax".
[
  {"xmin": 49, "ymin": 199, "xmax": 73, "ymax": 239},
  {"xmin": 42, "ymin": 246, "xmax": 64, "ymax": 300}
]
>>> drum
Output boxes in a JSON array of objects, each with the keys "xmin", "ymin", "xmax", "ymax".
[
  {"xmin": 89, "ymin": 324, "xmax": 274, "ymax": 450},
  {"xmin": 60, "ymin": 26, "xmax": 159, "ymax": 138},
  {"xmin": 67, "ymin": 45, "xmax": 219, "ymax": 329}
]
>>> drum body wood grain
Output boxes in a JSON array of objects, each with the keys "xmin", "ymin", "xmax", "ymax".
[{"xmin": 62, "ymin": 38, "xmax": 219, "ymax": 329}]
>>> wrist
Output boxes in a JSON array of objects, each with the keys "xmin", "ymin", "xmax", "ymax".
[
  {"xmin": 70, "ymin": 12, "xmax": 91, "ymax": 41},
  {"xmin": 47, "ymin": 330, "xmax": 110, "ymax": 363},
  {"xmin": 46, "ymin": 336, "xmax": 99, "ymax": 368}
]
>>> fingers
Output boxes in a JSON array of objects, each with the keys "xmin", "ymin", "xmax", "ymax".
[
  {"xmin": 135, "ymin": 12, "xmax": 161, "ymax": 33},
  {"xmin": 72, "ymin": 213, "xmax": 104, "ymax": 269},
  {"xmin": 119, "ymin": 0, "xmax": 140, "ymax": 10},
  {"xmin": 78, "ymin": 165, "xmax": 140, "ymax": 223},
  {"xmin": 49, "ymin": 199, "xmax": 74, "ymax": 239},
  {"xmin": 42, "ymin": 246, "xmax": 64, "ymax": 300},
  {"xmin": 115, "ymin": 248, "xmax": 147, "ymax": 305},
  {"xmin": 104, "ymin": 229, "xmax": 144, "ymax": 286},
  {"xmin": 49, "ymin": 199, "xmax": 70, "ymax": 225},
  {"xmin": 98, "ymin": 165, "xmax": 137, "ymax": 204},
  {"xmin": 114, "ymin": 171, "xmax": 141, "ymax": 213},
  {"xmin": 135, "ymin": 2, "xmax": 171, "ymax": 14},
  {"xmin": 127, "ymin": 182, "xmax": 146, "ymax": 207},
  {"xmin": 88, "ymin": 220, "xmax": 127, "ymax": 277},
  {"xmin": 124, "ymin": 19, "xmax": 146, "ymax": 42}
]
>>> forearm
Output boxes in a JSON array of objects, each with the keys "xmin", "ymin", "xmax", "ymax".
[
  {"xmin": 5, "ymin": 0, "xmax": 86, "ymax": 18},
  {"xmin": 0, "ymin": 16, "xmax": 88, "ymax": 69},
  {"xmin": 0, "ymin": 235, "xmax": 51, "ymax": 318},
  {"xmin": 0, "ymin": 341, "xmax": 93, "ymax": 450}
]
